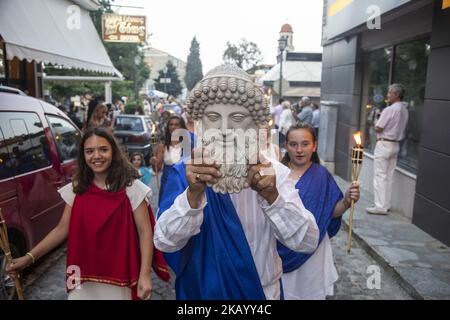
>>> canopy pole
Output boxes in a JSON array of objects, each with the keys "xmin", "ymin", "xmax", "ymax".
[{"xmin": 104, "ymin": 80, "xmax": 112, "ymax": 104}]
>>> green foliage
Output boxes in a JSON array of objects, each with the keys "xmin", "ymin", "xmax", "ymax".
[
  {"xmin": 223, "ymin": 39, "xmax": 263, "ymax": 70},
  {"xmin": 185, "ymin": 37, "xmax": 203, "ymax": 91},
  {"xmin": 154, "ymin": 60, "xmax": 183, "ymax": 97}
]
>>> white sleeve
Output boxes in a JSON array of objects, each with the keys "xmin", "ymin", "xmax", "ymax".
[
  {"xmin": 259, "ymin": 161, "xmax": 320, "ymax": 253},
  {"xmin": 58, "ymin": 183, "xmax": 75, "ymax": 207},
  {"xmin": 153, "ymin": 188, "xmax": 206, "ymax": 253},
  {"xmin": 126, "ymin": 179, "xmax": 151, "ymax": 211}
]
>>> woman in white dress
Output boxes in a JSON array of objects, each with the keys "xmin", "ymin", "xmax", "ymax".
[
  {"xmin": 151, "ymin": 115, "xmax": 189, "ymax": 207},
  {"xmin": 6, "ymin": 127, "xmax": 153, "ymax": 300}
]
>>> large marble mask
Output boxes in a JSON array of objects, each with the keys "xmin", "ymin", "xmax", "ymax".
[{"xmin": 186, "ymin": 64, "xmax": 270, "ymax": 194}]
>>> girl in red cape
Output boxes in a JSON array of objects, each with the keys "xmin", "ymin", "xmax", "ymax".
[{"xmin": 7, "ymin": 127, "xmax": 153, "ymax": 300}]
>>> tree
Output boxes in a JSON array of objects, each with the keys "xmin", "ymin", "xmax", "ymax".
[
  {"xmin": 185, "ymin": 37, "xmax": 203, "ymax": 91},
  {"xmin": 154, "ymin": 61, "xmax": 183, "ymax": 97},
  {"xmin": 223, "ymin": 39, "xmax": 263, "ymax": 70}
]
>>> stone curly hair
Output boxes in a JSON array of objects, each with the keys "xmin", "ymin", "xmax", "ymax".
[{"xmin": 186, "ymin": 64, "xmax": 270, "ymax": 125}]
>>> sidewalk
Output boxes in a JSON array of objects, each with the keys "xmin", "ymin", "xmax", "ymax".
[{"xmin": 334, "ymin": 176, "xmax": 450, "ymax": 300}]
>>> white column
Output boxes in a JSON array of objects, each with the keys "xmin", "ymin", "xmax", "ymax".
[{"xmin": 104, "ymin": 81, "xmax": 112, "ymax": 104}]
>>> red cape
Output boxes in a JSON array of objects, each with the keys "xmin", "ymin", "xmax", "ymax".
[{"xmin": 67, "ymin": 183, "xmax": 140, "ymax": 299}]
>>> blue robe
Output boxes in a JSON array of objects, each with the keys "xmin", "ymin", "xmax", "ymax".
[
  {"xmin": 158, "ymin": 131, "xmax": 196, "ymax": 207},
  {"xmin": 277, "ymin": 163, "xmax": 343, "ymax": 273},
  {"xmin": 158, "ymin": 162, "xmax": 266, "ymax": 300}
]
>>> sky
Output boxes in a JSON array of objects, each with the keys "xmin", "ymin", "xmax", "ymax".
[{"xmin": 111, "ymin": 0, "xmax": 324, "ymax": 72}]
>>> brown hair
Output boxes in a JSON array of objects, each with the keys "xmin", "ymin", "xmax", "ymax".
[
  {"xmin": 129, "ymin": 152, "xmax": 145, "ymax": 167},
  {"xmin": 164, "ymin": 115, "xmax": 187, "ymax": 150},
  {"xmin": 281, "ymin": 123, "xmax": 320, "ymax": 166},
  {"xmin": 72, "ymin": 127, "xmax": 139, "ymax": 194}
]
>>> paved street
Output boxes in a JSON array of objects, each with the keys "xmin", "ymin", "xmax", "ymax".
[
  {"xmin": 22, "ymin": 175, "xmax": 412, "ymax": 300},
  {"xmin": 22, "ymin": 225, "xmax": 412, "ymax": 300}
]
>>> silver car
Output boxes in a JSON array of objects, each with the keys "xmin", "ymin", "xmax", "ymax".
[{"xmin": 113, "ymin": 115, "xmax": 156, "ymax": 165}]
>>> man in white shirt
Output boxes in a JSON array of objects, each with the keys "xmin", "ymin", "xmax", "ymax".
[
  {"xmin": 154, "ymin": 64, "xmax": 319, "ymax": 300},
  {"xmin": 366, "ymin": 83, "xmax": 409, "ymax": 215}
]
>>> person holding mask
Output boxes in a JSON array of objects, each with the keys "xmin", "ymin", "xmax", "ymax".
[{"xmin": 154, "ymin": 65, "xmax": 319, "ymax": 300}]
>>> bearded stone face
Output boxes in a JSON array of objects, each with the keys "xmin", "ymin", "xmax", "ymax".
[
  {"xmin": 200, "ymin": 103, "xmax": 259, "ymax": 194},
  {"xmin": 187, "ymin": 64, "xmax": 272, "ymax": 194}
]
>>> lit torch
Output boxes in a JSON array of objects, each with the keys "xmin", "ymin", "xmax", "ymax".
[
  {"xmin": 347, "ymin": 131, "xmax": 364, "ymax": 253},
  {"xmin": 0, "ymin": 209, "xmax": 24, "ymax": 299}
]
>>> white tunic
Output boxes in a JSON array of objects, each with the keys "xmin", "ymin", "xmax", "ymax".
[
  {"xmin": 58, "ymin": 180, "xmax": 151, "ymax": 300},
  {"xmin": 163, "ymin": 144, "xmax": 182, "ymax": 166},
  {"xmin": 282, "ymin": 234, "xmax": 338, "ymax": 300},
  {"xmin": 280, "ymin": 174, "xmax": 340, "ymax": 300},
  {"xmin": 154, "ymin": 160, "xmax": 320, "ymax": 300}
]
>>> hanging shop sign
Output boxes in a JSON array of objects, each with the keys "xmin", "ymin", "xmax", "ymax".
[{"xmin": 102, "ymin": 13, "xmax": 146, "ymax": 43}]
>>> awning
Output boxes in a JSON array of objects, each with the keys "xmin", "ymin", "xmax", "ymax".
[
  {"xmin": 280, "ymin": 86, "xmax": 321, "ymax": 98},
  {"xmin": 261, "ymin": 60, "xmax": 322, "ymax": 83},
  {"xmin": 0, "ymin": 0, "xmax": 121, "ymax": 77}
]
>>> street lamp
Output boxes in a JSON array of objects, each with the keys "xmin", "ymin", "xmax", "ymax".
[{"xmin": 278, "ymin": 37, "xmax": 287, "ymax": 99}]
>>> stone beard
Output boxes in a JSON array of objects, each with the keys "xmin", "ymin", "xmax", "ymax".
[
  {"xmin": 201, "ymin": 129, "xmax": 258, "ymax": 194},
  {"xmin": 187, "ymin": 64, "xmax": 272, "ymax": 194}
]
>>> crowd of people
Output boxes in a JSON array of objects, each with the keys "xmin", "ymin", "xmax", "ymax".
[
  {"xmin": 271, "ymin": 96, "xmax": 320, "ymax": 147},
  {"xmin": 5, "ymin": 65, "xmax": 411, "ymax": 301}
]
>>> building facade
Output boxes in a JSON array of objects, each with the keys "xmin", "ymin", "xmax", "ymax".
[
  {"xmin": 321, "ymin": 0, "xmax": 450, "ymax": 245},
  {"xmin": 263, "ymin": 24, "xmax": 322, "ymax": 104},
  {"xmin": 142, "ymin": 46, "xmax": 187, "ymax": 94}
]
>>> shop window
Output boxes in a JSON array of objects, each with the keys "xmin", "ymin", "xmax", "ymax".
[
  {"xmin": 393, "ymin": 40, "xmax": 430, "ymax": 171},
  {"xmin": 360, "ymin": 38, "xmax": 430, "ymax": 173},
  {"xmin": 361, "ymin": 48, "xmax": 393, "ymax": 152}
]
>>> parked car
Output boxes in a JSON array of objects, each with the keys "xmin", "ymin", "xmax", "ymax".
[
  {"xmin": 113, "ymin": 115, "xmax": 155, "ymax": 165},
  {"xmin": 0, "ymin": 92, "xmax": 81, "ymax": 299}
]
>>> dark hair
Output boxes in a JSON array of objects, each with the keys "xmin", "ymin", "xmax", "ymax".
[
  {"xmin": 281, "ymin": 123, "xmax": 320, "ymax": 166},
  {"xmin": 86, "ymin": 98, "xmax": 99, "ymax": 125},
  {"xmin": 278, "ymin": 98, "xmax": 285, "ymax": 105},
  {"xmin": 164, "ymin": 115, "xmax": 187, "ymax": 150},
  {"xmin": 72, "ymin": 127, "xmax": 139, "ymax": 194}
]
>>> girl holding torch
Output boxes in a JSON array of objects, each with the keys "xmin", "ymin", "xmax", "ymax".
[
  {"xmin": 278, "ymin": 124, "xmax": 360, "ymax": 300},
  {"xmin": 6, "ymin": 127, "xmax": 153, "ymax": 300}
]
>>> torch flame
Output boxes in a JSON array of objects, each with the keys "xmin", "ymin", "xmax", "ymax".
[{"xmin": 353, "ymin": 131, "xmax": 362, "ymax": 147}]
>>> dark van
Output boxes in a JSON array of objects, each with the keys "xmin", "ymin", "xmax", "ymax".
[{"xmin": 0, "ymin": 91, "xmax": 81, "ymax": 299}]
